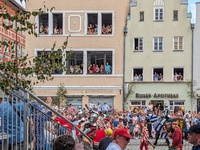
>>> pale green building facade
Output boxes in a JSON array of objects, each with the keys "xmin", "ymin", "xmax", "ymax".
[{"xmin": 125, "ymin": 0, "xmax": 193, "ymax": 112}]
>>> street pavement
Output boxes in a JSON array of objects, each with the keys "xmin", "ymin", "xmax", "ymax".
[{"xmin": 126, "ymin": 138, "xmax": 192, "ymax": 150}]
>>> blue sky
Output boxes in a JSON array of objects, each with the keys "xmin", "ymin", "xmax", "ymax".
[{"xmin": 189, "ymin": 0, "xmax": 200, "ymax": 23}]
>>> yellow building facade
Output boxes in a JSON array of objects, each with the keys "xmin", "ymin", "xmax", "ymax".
[
  {"xmin": 26, "ymin": 0, "xmax": 130, "ymax": 110},
  {"xmin": 125, "ymin": 0, "xmax": 193, "ymax": 111}
]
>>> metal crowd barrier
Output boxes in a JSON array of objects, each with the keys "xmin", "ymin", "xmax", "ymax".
[{"xmin": 0, "ymin": 89, "xmax": 93, "ymax": 150}]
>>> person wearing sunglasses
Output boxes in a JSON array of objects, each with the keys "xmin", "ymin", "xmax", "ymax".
[
  {"xmin": 106, "ymin": 128, "xmax": 133, "ymax": 150},
  {"xmin": 185, "ymin": 125, "xmax": 200, "ymax": 150}
]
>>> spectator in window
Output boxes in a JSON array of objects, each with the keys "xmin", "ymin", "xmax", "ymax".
[
  {"xmin": 139, "ymin": 74, "xmax": 143, "ymax": 81},
  {"xmin": 54, "ymin": 26, "xmax": 58, "ymax": 34},
  {"xmin": 159, "ymin": 73, "xmax": 163, "ymax": 81},
  {"xmin": 153, "ymin": 72, "xmax": 159, "ymax": 81},
  {"xmin": 70, "ymin": 65, "xmax": 74, "ymax": 73},
  {"xmin": 100, "ymin": 64, "xmax": 104, "ymax": 73},
  {"xmin": 92, "ymin": 64, "xmax": 96, "ymax": 73},
  {"xmin": 105, "ymin": 62, "xmax": 112, "ymax": 74},
  {"xmin": 107, "ymin": 25, "xmax": 112, "ymax": 34},
  {"xmin": 135, "ymin": 46, "xmax": 138, "ymax": 51},
  {"xmin": 88, "ymin": 64, "xmax": 93, "ymax": 73},
  {"xmin": 95, "ymin": 64, "xmax": 100, "ymax": 73},
  {"xmin": 59, "ymin": 28, "xmax": 63, "ymax": 34},
  {"xmin": 40, "ymin": 25, "xmax": 44, "ymax": 33},
  {"xmin": 87, "ymin": 24, "xmax": 93, "ymax": 34},
  {"xmin": 133, "ymin": 74, "xmax": 139, "ymax": 81},
  {"xmin": 46, "ymin": 26, "xmax": 49, "ymax": 34},
  {"xmin": 177, "ymin": 73, "xmax": 183, "ymax": 81},
  {"xmin": 174, "ymin": 72, "xmax": 178, "ymax": 81},
  {"xmin": 95, "ymin": 24, "xmax": 98, "ymax": 33},
  {"xmin": 102, "ymin": 24, "xmax": 107, "ymax": 34}
]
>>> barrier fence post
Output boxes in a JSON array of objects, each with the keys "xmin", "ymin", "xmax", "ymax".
[{"xmin": 23, "ymin": 91, "xmax": 29, "ymax": 150}]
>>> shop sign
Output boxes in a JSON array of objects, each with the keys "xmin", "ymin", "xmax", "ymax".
[{"xmin": 135, "ymin": 93, "xmax": 178, "ymax": 98}]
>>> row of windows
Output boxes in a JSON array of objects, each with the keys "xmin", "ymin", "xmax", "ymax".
[
  {"xmin": 38, "ymin": 12, "xmax": 114, "ymax": 35},
  {"xmin": 132, "ymin": 68, "xmax": 184, "ymax": 81},
  {"xmin": 134, "ymin": 36, "xmax": 183, "ymax": 51},
  {"xmin": 139, "ymin": 8, "xmax": 178, "ymax": 21},
  {"xmin": 0, "ymin": 35, "xmax": 25, "ymax": 57},
  {"xmin": 36, "ymin": 51, "xmax": 113, "ymax": 75},
  {"xmin": 0, "ymin": 12, "xmax": 25, "ymax": 36}
]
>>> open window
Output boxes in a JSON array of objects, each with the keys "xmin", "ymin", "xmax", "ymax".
[
  {"xmin": 173, "ymin": 68, "xmax": 184, "ymax": 81},
  {"xmin": 66, "ymin": 51, "xmax": 83, "ymax": 74},
  {"xmin": 37, "ymin": 51, "xmax": 62, "ymax": 74},
  {"xmin": 140, "ymin": 11, "xmax": 144, "ymax": 21},
  {"xmin": 87, "ymin": 13, "xmax": 98, "ymax": 35},
  {"xmin": 173, "ymin": 10, "xmax": 178, "ymax": 21},
  {"xmin": 39, "ymin": 14, "xmax": 49, "ymax": 34},
  {"xmin": 4, "ymin": 38, "xmax": 9, "ymax": 54},
  {"xmin": 17, "ymin": 44, "xmax": 21, "ymax": 57},
  {"xmin": 102, "ymin": 13, "xmax": 112, "ymax": 35},
  {"xmin": 133, "ymin": 68, "xmax": 143, "ymax": 81},
  {"xmin": 53, "ymin": 13, "xmax": 63, "ymax": 34},
  {"xmin": 134, "ymin": 38, "xmax": 143, "ymax": 51},
  {"xmin": 153, "ymin": 68, "xmax": 163, "ymax": 81},
  {"xmin": 87, "ymin": 51, "xmax": 112, "ymax": 74},
  {"xmin": 131, "ymin": 101, "xmax": 146, "ymax": 109}
]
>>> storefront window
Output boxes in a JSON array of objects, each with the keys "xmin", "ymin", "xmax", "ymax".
[
  {"xmin": 130, "ymin": 100, "xmax": 146, "ymax": 108},
  {"xmin": 67, "ymin": 97, "xmax": 82, "ymax": 109},
  {"xmin": 169, "ymin": 100, "xmax": 185, "ymax": 113}
]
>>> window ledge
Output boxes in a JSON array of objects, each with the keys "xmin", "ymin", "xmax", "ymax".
[
  {"xmin": 126, "ymin": 81, "xmax": 188, "ymax": 84},
  {"xmin": 153, "ymin": 20, "xmax": 164, "ymax": 22},
  {"xmin": 133, "ymin": 50, "xmax": 143, "ymax": 52},
  {"xmin": 173, "ymin": 50, "xmax": 183, "ymax": 52},
  {"xmin": 37, "ymin": 34, "xmax": 114, "ymax": 37},
  {"xmin": 139, "ymin": 20, "xmax": 144, "ymax": 22},
  {"xmin": 153, "ymin": 50, "xmax": 163, "ymax": 52},
  {"xmin": 173, "ymin": 19, "xmax": 178, "ymax": 21}
]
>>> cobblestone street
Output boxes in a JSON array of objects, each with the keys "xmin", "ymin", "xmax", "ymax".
[{"xmin": 126, "ymin": 138, "xmax": 192, "ymax": 150}]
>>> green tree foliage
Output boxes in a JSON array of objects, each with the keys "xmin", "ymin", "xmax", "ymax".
[
  {"xmin": 54, "ymin": 83, "xmax": 67, "ymax": 107},
  {"xmin": 0, "ymin": 3, "xmax": 71, "ymax": 94}
]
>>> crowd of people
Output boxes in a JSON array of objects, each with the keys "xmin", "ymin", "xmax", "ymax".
[
  {"xmin": 88, "ymin": 62, "xmax": 112, "ymax": 74},
  {"xmin": 39, "ymin": 25, "xmax": 63, "ymax": 34},
  {"xmin": 69, "ymin": 65, "xmax": 83, "ymax": 74},
  {"xmin": 153, "ymin": 72, "xmax": 164, "ymax": 81},
  {"xmin": 174, "ymin": 72, "xmax": 184, "ymax": 81},
  {"xmin": 133, "ymin": 73, "xmax": 143, "ymax": 81},
  {"xmin": 87, "ymin": 24, "xmax": 112, "ymax": 35}
]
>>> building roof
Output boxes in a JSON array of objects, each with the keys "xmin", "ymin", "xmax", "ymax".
[{"xmin": 1, "ymin": 0, "xmax": 25, "ymax": 11}]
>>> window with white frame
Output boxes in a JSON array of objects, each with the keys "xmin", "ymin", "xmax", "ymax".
[
  {"xmin": 22, "ymin": 46, "xmax": 25, "ymax": 58},
  {"xmin": 87, "ymin": 12, "xmax": 113, "ymax": 35},
  {"xmin": 154, "ymin": 7, "xmax": 164, "ymax": 21},
  {"xmin": 134, "ymin": 38, "xmax": 143, "ymax": 51},
  {"xmin": 87, "ymin": 13, "xmax": 98, "ymax": 34},
  {"xmin": 169, "ymin": 101, "xmax": 185, "ymax": 113},
  {"xmin": 173, "ymin": 37, "xmax": 183, "ymax": 50},
  {"xmin": 39, "ymin": 14, "xmax": 49, "ymax": 34},
  {"xmin": 173, "ymin": 68, "xmax": 184, "ymax": 81},
  {"xmin": 53, "ymin": 13, "xmax": 63, "ymax": 34},
  {"xmin": 87, "ymin": 51, "xmax": 112, "ymax": 74},
  {"xmin": 66, "ymin": 51, "xmax": 83, "ymax": 74},
  {"xmin": 154, "ymin": 37, "xmax": 163, "ymax": 51},
  {"xmin": 3, "ymin": 11, "xmax": 8, "ymax": 26},
  {"xmin": 17, "ymin": 22, "xmax": 21, "ymax": 34},
  {"xmin": 133, "ymin": 68, "xmax": 143, "ymax": 81},
  {"xmin": 37, "ymin": 51, "xmax": 62, "ymax": 74},
  {"xmin": 153, "ymin": 68, "xmax": 163, "ymax": 81},
  {"xmin": 17, "ymin": 44, "xmax": 21, "ymax": 57},
  {"xmin": 131, "ymin": 101, "xmax": 146, "ymax": 108},
  {"xmin": 4, "ymin": 38, "xmax": 9, "ymax": 54}
]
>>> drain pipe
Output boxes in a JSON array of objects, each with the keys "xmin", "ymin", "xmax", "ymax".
[
  {"xmin": 123, "ymin": 26, "xmax": 128, "ymax": 110},
  {"xmin": 191, "ymin": 23, "xmax": 195, "ymax": 110}
]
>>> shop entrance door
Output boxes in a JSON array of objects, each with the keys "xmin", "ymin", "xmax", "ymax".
[
  {"xmin": 151, "ymin": 100, "xmax": 164, "ymax": 111},
  {"xmin": 197, "ymin": 99, "xmax": 200, "ymax": 112}
]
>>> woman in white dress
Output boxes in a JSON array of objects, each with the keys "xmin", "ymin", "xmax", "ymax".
[{"xmin": 148, "ymin": 101, "xmax": 153, "ymax": 111}]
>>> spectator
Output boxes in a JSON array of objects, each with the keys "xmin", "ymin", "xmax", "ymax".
[
  {"xmin": 92, "ymin": 64, "xmax": 96, "ymax": 73},
  {"xmin": 174, "ymin": 72, "xmax": 178, "ymax": 81},
  {"xmin": 95, "ymin": 64, "xmax": 100, "ymax": 73},
  {"xmin": 53, "ymin": 103, "xmax": 58, "ymax": 111},
  {"xmin": 159, "ymin": 73, "xmax": 164, "ymax": 81},
  {"xmin": 99, "ymin": 129, "xmax": 113, "ymax": 150},
  {"xmin": 153, "ymin": 72, "xmax": 159, "ymax": 81},
  {"xmin": 147, "ymin": 101, "xmax": 153, "ymax": 111},
  {"xmin": 106, "ymin": 128, "xmax": 132, "ymax": 150},
  {"xmin": 105, "ymin": 62, "xmax": 112, "ymax": 74},
  {"xmin": 89, "ymin": 101, "xmax": 95, "ymax": 110},
  {"xmin": 140, "ymin": 122, "xmax": 149, "ymax": 150},
  {"xmin": 139, "ymin": 111, "xmax": 144, "ymax": 124},
  {"xmin": 68, "ymin": 104, "xmax": 76, "ymax": 114},
  {"xmin": 97, "ymin": 102, "xmax": 102, "ymax": 112},
  {"xmin": 88, "ymin": 64, "xmax": 93, "ymax": 73},
  {"xmin": 123, "ymin": 115, "xmax": 129, "ymax": 129},
  {"xmin": 100, "ymin": 64, "xmax": 104, "ymax": 73},
  {"xmin": 185, "ymin": 125, "xmax": 200, "ymax": 150},
  {"xmin": 133, "ymin": 74, "xmax": 139, "ymax": 81},
  {"xmin": 139, "ymin": 74, "xmax": 143, "ymax": 81},
  {"xmin": 112, "ymin": 117, "xmax": 119, "ymax": 129},
  {"xmin": 133, "ymin": 121, "xmax": 140, "ymax": 139},
  {"xmin": 102, "ymin": 102, "xmax": 110, "ymax": 112},
  {"xmin": 128, "ymin": 111, "xmax": 134, "ymax": 137},
  {"xmin": 53, "ymin": 135, "xmax": 75, "ymax": 150}
]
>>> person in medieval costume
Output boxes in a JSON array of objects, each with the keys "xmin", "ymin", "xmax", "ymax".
[{"xmin": 160, "ymin": 103, "xmax": 170, "ymax": 126}]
